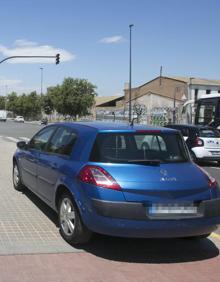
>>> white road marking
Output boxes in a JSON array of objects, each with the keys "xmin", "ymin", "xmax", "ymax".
[
  {"xmin": 5, "ymin": 137, "xmax": 20, "ymax": 143},
  {"xmin": 210, "ymin": 167, "xmax": 220, "ymax": 170},
  {"xmin": 19, "ymin": 137, "xmax": 30, "ymax": 141},
  {"xmin": 0, "ymin": 136, "xmax": 30, "ymax": 143}
]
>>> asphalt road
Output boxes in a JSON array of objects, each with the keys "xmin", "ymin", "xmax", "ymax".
[{"xmin": 0, "ymin": 119, "xmax": 42, "ymax": 138}]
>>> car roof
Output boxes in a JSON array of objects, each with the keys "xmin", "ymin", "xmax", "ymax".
[{"xmin": 54, "ymin": 121, "xmax": 176, "ymax": 133}]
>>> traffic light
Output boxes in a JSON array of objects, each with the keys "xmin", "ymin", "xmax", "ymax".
[{"xmin": 55, "ymin": 53, "xmax": 60, "ymax": 65}]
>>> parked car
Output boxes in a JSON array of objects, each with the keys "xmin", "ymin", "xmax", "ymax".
[
  {"xmin": 14, "ymin": 116, "xmax": 24, "ymax": 123},
  {"xmin": 164, "ymin": 124, "xmax": 220, "ymax": 164},
  {"xmin": 13, "ymin": 122, "xmax": 220, "ymax": 245}
]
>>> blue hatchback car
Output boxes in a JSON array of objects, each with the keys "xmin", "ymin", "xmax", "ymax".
[{"xmin": 13, "ymin": 122, "xmax": 220, "ymax": 245}]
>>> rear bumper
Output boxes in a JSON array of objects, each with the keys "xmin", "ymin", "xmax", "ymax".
[
  {"xmin": 198, "ymin": 157, "xmax": 220, "ymax": 162},
  {"xmin": 81, "ymin": 198, "xmax": 220, "ymax": 238},
  {"xmin": 92, "ymin": 198, "xmax": 220, "ymax": 220},
  {"xmin": 192, "ymin": 147, "xmax": 220, "ymax": 161}
]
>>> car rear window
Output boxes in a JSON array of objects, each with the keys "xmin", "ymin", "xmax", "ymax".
[
  {"xmin": 89, "ymin": 132, "xmax": 189, "ymax": 164},
  {"xmin": 199, "ymin": 129, "xmax": 220, "ymax": 138}
]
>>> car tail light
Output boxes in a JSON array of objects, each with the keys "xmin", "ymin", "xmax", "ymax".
[
  {"xmin": 194, "ymin": 137, "xmax": 204, "ymax": 147},
  {"xmin": 78, "ymin": 165, "xmax": 121, "ymax": 190},
  {"xmin": 197, "ymin": 165, "xmax": 218, "ymax": 189}
]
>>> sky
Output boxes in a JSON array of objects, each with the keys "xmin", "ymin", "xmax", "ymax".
[{"xmin": 0, "ymin": 0, "xmax": 220, "ymax": 97}]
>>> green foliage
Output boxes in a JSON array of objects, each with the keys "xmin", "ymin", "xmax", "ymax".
[
  {"xmin": 0, "ymin": 96, "xmax": 6, "ymax": 110},
  {"xmin": 6, "ymin": 91, "xmax": 41, "ymax": 120},
  {"xmin": 44, "ymin": 77, "xmax": 97, "ymax": 119},
  {"xmin": 4, "ymin": 77, "xmax": 97, "ymax": 120}
]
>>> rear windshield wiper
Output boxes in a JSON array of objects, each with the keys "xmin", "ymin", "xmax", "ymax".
[{"xmin": 127, "ymin": 159, "xmax": 161, "ymax": 166}]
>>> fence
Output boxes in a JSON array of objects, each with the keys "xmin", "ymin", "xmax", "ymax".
[{"xmin": 95, "ymin": 106, "xmax": 181, "ymax": 126}]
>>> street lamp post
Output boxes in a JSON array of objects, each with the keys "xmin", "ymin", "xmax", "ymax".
[
  {"xmin": 40, "ymin": 67, "xmax": 43, "ymax": 98},
  {"xmin": 129, "ymin": 24, "xmax": 134, "ymax": 123},
  {"xmin": 40, "ymin": 67, "xmax": 44, "ymax": 119},
  {"xmin": 5, "ymin": 85, "xmax": 8, "ymax": 111}
]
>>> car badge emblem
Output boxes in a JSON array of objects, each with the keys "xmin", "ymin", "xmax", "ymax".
[
  {"xmin": 160, "ymin": 169, "xmax": 167, "ymax": 177},
  {"xmin": 160, "ymin": 169, "xmax": 177, "ymax": 182}
]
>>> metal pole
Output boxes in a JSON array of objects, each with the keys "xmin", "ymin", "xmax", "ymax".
[
  {"xmin": 5, "ymin": 85, "xmax": 8, "ymax": 111},
  {"xmin": 0, "ymin": 55, "xmax": 58, "ymax": 65},
  {"xmin": 40, "ymin": 67, "xmax": 43, "ymax": 97},
  {"xmin": 173, "ymin": 90, "xmax": 176, "ymax": 124},
  {"xmin": 40, "ymin": 67, "xmax": 43, "ymax": 119},
  {"xmin": 129, "ymin": 24, "xmax": 134, "ymax": 123}
]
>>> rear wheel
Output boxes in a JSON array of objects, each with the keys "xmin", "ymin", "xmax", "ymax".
[
  {"xmin": 58, "ymin": 193, "xmax": 92, "ymax": 245},
  {"xmin": 13, "ymin": 162, "xmax": 24, "ymax": 191}
]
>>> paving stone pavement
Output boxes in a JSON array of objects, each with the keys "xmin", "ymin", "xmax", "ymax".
[
  {"xmin": 0, "ymin": 137, "xmax": 220, "ymax": 256},
  {"xmin": 0, "ymin": 138, "xmax": 82, "ymax": 255}
]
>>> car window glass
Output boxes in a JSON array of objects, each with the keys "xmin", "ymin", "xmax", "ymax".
[
  {"xmin": 181, "ymin": 128, "xmax": 189, "ymax": 137},
  {"xmin": 199, "ymin": 129, "xmax": 220, "ymax": 138},
  {"xmin": 29, "ymin": 126, "xmax": 56, "ymax": 151},
  {"xmin": 47, "ymin": 127, "xmax": 77, "ymax": 156},
  {"xmin": 90, "ymin": 132, "xmax": 189, "ymax": 163}
]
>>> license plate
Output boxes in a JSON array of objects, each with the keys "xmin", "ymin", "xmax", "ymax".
[
  {"xmin": 149, "ymin": 203, "xmax": 197, "ymax": 215},
  {"xmin": 211, "ymin": 151, "xmax": 220, "ymax": 155}
]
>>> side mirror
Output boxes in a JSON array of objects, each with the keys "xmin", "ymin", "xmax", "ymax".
[{"xmin": 17, "ymin": 141, "xmax": 28, "ymax": 150}]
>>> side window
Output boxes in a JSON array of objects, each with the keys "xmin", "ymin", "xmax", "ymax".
[
  {"xmin": 157, "ymin": 136, "xmax": 167, "ymax": 151},
  {"xmin": 29, "ymin": 126, "xmax": 56, "ymax": 151},
  {"xmin": 47, "ymin": 127, "xmax": 77, "ymax": 156}
]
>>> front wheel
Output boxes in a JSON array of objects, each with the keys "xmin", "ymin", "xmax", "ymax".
[{"xmin": 58, "ymin": 193, "xmax": 92, "ymax": 245}]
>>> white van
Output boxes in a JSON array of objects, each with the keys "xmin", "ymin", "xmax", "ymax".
[{"xmin": 0, "ymin": 110, "xmax": 7, "ymax": 122}]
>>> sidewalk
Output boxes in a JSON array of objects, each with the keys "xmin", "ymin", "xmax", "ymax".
[{"xmin": 1, "ymin": 251, "xmax": 220, "ymax": 282}]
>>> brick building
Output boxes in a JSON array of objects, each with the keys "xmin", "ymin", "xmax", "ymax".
[{"xmin": 124, "ymin": 76, "xmax": 220, "ymax": 124}]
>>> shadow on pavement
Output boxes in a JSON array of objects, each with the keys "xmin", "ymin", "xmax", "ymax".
[
  {"xmin": 78, "ymin": 234, "xmax": 219, "ymax": 264},
  {"xmin": 22, "ymin": 187, "xmax": 219, "ymax": 264},
  {"xmin": 22, "ymin": 188, "xmax": 58, "ymax": 227},
  {"xmin": 199, "ymin": 161, "xmax": 219, "ymax": 167}
]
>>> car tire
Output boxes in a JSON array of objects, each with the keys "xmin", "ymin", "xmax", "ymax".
[
  {"xmin": 58, "ymin": 192, "xmax": 92, "ymax": 245},
  {"xmin": 218, "ymin": 161, "xmax": 220, "ymax": 166},
  {"xmin": 13, "ymin": 162, "xmax": 24, "ymax": 191}
]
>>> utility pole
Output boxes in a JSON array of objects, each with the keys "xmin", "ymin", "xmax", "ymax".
[
  {"xmin": 40, "ymin": 67, "xmax": 43, "ymax": 98},
  {"xmin": 5, "ymin": 85, "xmax": 8, "ymax": 111},
  {"xmin": 129, "ymin": 24, "xmax": 134, "ymax": 123}
]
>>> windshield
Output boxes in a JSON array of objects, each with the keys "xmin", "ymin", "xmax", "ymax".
[
  {"xmin": 90, "ymin": 132, "xmax": 190, "ymax": 164},
  {"xmin": 199, "ymin": 128, "xmax": 220, "ymax": 138},
  {"xmin": 196, "ymin": 98, "xmax": 220, "ymax": 126}
]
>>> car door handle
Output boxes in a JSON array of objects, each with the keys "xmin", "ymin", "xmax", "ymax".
[{"xmin": 51, "ymin": 163, "xmax": 58, "ymax": 170}]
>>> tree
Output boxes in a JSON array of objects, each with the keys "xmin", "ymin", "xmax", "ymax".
[
  {"xmin": 7, "ymin": 92, "xmax": 19, "ymax": 115},
  {"xmin": 133, "ymin": 103, "xmax": 146, "ymax": 123},
  {"xmin": 41, "ymin": 86, "xmax": 59, "ymax": 115},
  {"xmin": 0, "ymin": 96, "xmax": 6, "ymax": 110},
  {"xmin": 47, "ymin": 78, "xmax": 97, "ymax": 119},
  {"xmin": 23, "ymin": 91, "xmax": 41, "ymax": 120},
  {"xmin": 7, "ymin": 91, "xmax": 41, "ymax": 120}
]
